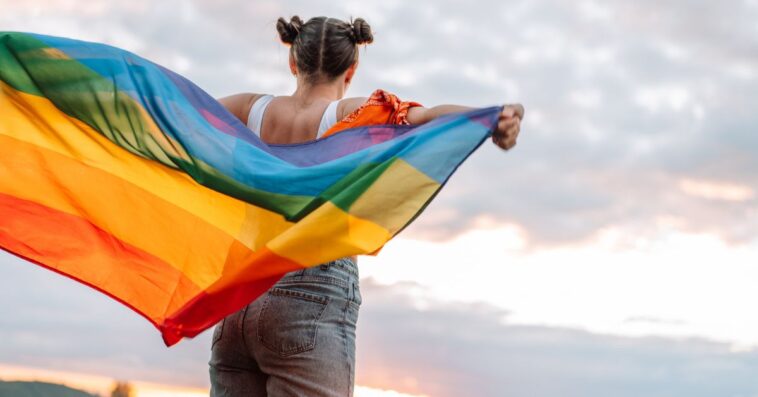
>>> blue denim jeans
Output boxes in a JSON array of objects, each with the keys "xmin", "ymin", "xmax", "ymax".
[{"xmin": 209, "ymin": 258, "xmax": 361, "ymax": 396}]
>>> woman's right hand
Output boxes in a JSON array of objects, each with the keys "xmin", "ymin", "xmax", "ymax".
[{"xmin": 493, "ymin": 104, "xmax": 524, "ymax": 150}]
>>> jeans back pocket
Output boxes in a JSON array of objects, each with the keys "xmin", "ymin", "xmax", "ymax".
[{"xmin": 257, "ymin": 287, "xmax": 329, "ymax": 357}]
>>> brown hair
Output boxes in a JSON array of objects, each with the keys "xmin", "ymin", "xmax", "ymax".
[{"xmin": 276, "ymin": 16, "xmax": 373, "ymax": 83}]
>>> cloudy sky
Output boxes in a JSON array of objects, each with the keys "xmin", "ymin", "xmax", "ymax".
[{"xmin": 1, "ymin": 0, "xmax": 758, "ymax": 396}]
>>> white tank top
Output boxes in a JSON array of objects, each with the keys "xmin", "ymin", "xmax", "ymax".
[{"xmin": 246, "ymin": 95, "xmax": 339, "ymax": 140}]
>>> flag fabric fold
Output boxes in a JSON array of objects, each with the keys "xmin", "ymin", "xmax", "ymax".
[{"xmin": 0, "ymin": 32, "xmax": 500, "ymax": 345}]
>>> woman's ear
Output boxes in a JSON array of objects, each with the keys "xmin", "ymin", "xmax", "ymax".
[
  {"xmin": 344, "ymin": 61, "xmax": 358, "ymax": 85},
  {"xmin": 289, "ymin": 53, "xmax": 298, "ymax": 76}
]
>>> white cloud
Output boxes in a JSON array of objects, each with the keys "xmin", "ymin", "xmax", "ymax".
[
  {"xmin": 578, "ymin": 0, "xmax": 614, "ymax": 21},
  {"xmin": 568, "ymin": 88, "xmax": 603, "ymax": 108},
  {"xmin": 634, "ymin": 85, "xmax": 691, "ymax": 113}
]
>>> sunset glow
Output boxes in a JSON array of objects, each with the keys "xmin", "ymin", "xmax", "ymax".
[
  {"xmin": 679, "ymin": 178, "xmax": 755, "ymax": 202},
  {"xmin": 0, "ymin": 364, "xmax": 426, "ymax": 397}
]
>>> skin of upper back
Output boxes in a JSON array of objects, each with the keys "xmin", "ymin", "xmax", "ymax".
[{"xmin": 258, "ymin": 96, "xmax": 336, "ymax": 144}]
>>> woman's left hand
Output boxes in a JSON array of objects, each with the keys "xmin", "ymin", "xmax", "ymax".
[{"xmin": 493, "ymin": 104, "xmax": 524, "ymax": 150}]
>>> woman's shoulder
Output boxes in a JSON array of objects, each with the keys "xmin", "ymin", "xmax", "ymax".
[{"xmin": 216, "ymin": 93, "xmax": 270, "ymax": 124}]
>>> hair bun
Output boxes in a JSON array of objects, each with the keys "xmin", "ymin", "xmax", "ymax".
[
  {"xmin": 276, "ymin": 16, "xmax": 304, "ymax": 44},
  {"xmin": 351, "ymin": 18, "xmax": 373, "ymax": 45}
]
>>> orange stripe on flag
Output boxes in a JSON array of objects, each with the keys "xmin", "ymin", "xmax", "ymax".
[
  {"xmin": 0, "ymin": 134, "xmax": 237, "ymax": 289},
  {"xmin": 0, "ymin": 193, "xmax": 203, "ymax": 325}
]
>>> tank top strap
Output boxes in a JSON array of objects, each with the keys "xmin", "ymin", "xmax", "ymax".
[
  {"xmin": 317, "ymin": 100, "xmax": 340, "ymax": 139},
  {"xmin": 246, "ymin": 94, "xmax": 274, "ymax": 138}
]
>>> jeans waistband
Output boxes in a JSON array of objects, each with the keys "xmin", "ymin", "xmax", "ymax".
[{"xmin": 279, "ymin": 257, "xmax": 359, "ymax": 285}]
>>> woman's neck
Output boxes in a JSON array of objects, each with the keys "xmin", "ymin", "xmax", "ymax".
[{"xmin": 292, "ymin": 78, "xmax": 346, "ymax": 105}]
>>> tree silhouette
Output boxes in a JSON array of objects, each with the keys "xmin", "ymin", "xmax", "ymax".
[{"xmin": 110, "ymin": 381, "xmax": 133, "ymax": 397}]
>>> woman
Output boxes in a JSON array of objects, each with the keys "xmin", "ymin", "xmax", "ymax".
[{"xmin": 209, "ymin": 15, "xmax": 524, "ymax": 397}]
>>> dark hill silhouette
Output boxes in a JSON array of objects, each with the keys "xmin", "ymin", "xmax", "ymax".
[{"xmin": 0, "ymin": 380, "xmax": 98, "ymax": 397}]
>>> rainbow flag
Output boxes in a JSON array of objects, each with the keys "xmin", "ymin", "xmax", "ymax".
[{"xmin": 0, "ymin": 32, "xmax": 500, "ymax": 345}]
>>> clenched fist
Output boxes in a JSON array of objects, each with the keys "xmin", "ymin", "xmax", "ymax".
[{"xmin": 493, "ymin": 104, "xmax": 524, "ymax": 150}]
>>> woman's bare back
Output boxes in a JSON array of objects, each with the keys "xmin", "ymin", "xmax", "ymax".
[{"xmin": 258, "ymin": 96, "xmax": 334, "ymax": 144}]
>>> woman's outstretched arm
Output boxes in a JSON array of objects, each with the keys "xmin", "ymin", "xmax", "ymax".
[
  {"xmin": 339, "ymin": 98, "xmax": 525, "ymax": 151},
  {"xmin": 408, "ymin": 104, "xmax": 524, "ymax": 150}
]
